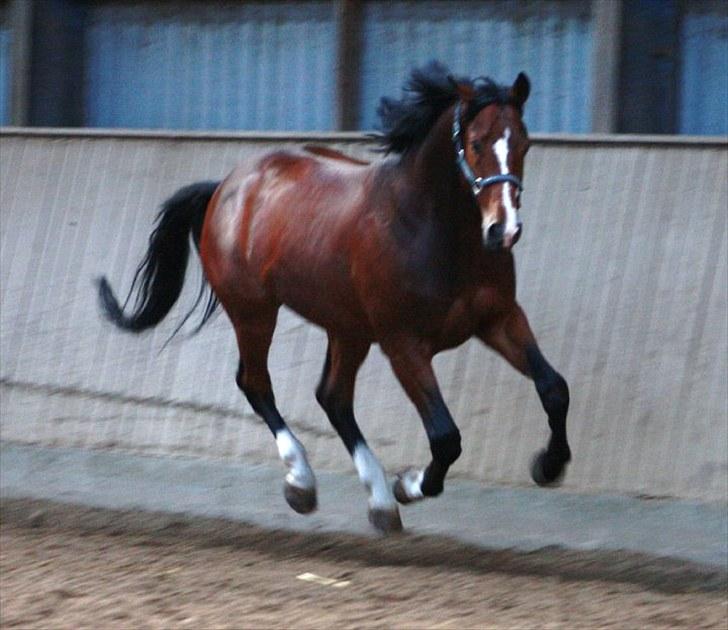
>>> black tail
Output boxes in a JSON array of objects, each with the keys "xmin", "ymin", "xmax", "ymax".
[{"xmin": 97, "ymin": 180, "xmax": 220, "ymax": 335}]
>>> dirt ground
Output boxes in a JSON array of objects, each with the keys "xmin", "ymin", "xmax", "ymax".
[{"xmin": 1, "ymin": 499, "xmax": 726, "ymax": 629}]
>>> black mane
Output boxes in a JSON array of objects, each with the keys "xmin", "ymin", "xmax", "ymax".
[{"xmin": 377, "ymin": 61, "xmax": 514, "ymax": 155}]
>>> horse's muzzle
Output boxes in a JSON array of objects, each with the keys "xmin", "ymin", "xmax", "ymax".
[{"xmin": 484, "ymin": 221, "xmax": 522, "ymax": 250}]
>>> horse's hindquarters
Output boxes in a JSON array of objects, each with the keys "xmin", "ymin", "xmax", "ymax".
[{"xmin": 202, "ymin": 152, "xmax": 374, "ymax": 336}]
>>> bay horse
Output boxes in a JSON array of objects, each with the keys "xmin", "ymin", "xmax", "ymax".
[{"xmin": 98, "ymin": 62, "xmax": 571, "ymax": 533}]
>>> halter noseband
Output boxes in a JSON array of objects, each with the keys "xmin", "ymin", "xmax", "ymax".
[{"xmin": 452, "ymin": 101, "xmax": 524, "ymax": 198}]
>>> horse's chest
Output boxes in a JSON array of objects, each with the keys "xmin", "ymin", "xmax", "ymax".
[
  {"xmin": 436, "ymin": 286, "xmax": 511, "ymax": 349},
  {"xmin": 436, "ymin": 298, "xmax": 477, "ymax": 347}
]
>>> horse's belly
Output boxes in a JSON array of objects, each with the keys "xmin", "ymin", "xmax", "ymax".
[
  {"xmin": 254, "ymin": 206, "xmax": 371, "ymax": 335},
  {"xmin": 277, "ymin": 280, "xmax": 371, "ymax": 337},
  {"xmin": 260, "ymin": 242, "xmax": 369, "ymax": 335}
]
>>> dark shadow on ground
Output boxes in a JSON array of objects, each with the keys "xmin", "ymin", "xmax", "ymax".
[{"xmin": 2, "ymin": 497, "xmax": 725, "ymax": 597}]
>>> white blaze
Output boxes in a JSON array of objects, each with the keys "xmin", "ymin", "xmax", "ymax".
[{"xmin": 491, "ymin": 127, "xmax": 519, "ymax": 236}]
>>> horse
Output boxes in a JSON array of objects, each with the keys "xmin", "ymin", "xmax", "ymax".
[{"xmin": 97, "ymin": 62, "xmax": 571, "ymax": 534}]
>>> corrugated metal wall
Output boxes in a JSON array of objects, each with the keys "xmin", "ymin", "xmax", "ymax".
[
  {"xmin": 0, "ymin": 6, "xmax": 10, "ymax": 126},
  {"xmin": 358, "ymin": 0, "xmax": 593, "ymax": 132},
  {"xmin": 85, "ymin": 1, "xmax": 337, "ymax": 130},
  {"xmin": 679, "ymin": 0, "xmax": 728, "ymax": 135},
  {"xmin": 83, "ymin": 0, "xmax": 593, "ymax": 133},
  {"xmin": 1, "ymin": 130, "xmax": 726, "ymax": 502},
  {"xmin": 5, "ymin": 1, "xmax": 728, "ymax": 135}
]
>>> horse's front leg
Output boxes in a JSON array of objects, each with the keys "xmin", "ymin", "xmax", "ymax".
[
  {"xmin": 381, "ymin": 337, "xmax": 462, "ymax": 503},
  {"xmin": 479, "ymin": 304, "xmax": 571, "ymax": 485}
]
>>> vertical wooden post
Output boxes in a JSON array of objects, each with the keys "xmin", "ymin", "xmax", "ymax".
[
  {"xmin": 9, "ymin": 0, "xmax": 87, "ymax": 127},
  {"xmin": 9, "ymin": 0, "xmax": 32, "ymax": 126},
  {"xmin": 27, "ymin": 0, "xmax": 87, "ymax": 126},
  {"xmin": 335, "ymin": 0, "xmax": 362, "ymax": 131},
  {"xmin": 590, "ymin": 0, "xmax": 622, "ymax": 133}
]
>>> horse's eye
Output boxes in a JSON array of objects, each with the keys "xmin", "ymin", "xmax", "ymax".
[{"xmin": 472, "ymin": 140, "xmax": 483, "ymax": 155}]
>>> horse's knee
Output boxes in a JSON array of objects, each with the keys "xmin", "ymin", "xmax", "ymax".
[{"xmin": 430, "ymin": 429, "xmax": 462, "ymax": 466}]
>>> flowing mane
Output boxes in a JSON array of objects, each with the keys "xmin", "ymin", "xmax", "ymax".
[{"xmin": 376, "ymin": 61, "xmax": 516, "ymax": 155}]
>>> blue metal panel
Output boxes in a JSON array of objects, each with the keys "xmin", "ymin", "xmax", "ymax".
[
  {"xmin": 358, "ymin": 0, "xmax": 593, "ymax": 133},
  {"xmin": 679, "ymin": 2, "xmax": 728, "ymax": 135},
  {"xmin": 0, "ymin": 24, "xmax": 10, "ymax": 125},
  {"xmin": 84, "ymin": 2, "xmax": 336, "ymax": 131}
]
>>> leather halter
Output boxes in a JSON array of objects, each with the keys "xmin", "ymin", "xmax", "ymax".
[{"xmin": 452, "ymin": 100, "xmax": 524, "ymax": 198}]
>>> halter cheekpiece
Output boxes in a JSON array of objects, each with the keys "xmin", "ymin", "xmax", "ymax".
[{"xmin": 452, "ymin": 100, "xmax": 524, "ymax": 198}]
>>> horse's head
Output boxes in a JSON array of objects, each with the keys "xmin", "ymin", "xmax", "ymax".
[{"xmin": 453, "ymin": 73, "xmax": 530, "ymax": 250}]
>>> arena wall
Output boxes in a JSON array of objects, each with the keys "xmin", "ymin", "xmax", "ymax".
[{"xmin": 1, "ymin": 129, "xmax": 726, "ymax": 502}]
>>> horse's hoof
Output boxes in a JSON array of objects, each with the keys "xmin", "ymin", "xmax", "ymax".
[
  {"xmin": 393, "ymin": 468, "xmax": 422, "ymax": 505},
  {"xmin": 530, "ymin": 449, "xmax": 568, "ymax": 487},
  {"xmin": 284, "ymin": 482, "xmax": 317, "ymax": 514},
  {"xmin": 368, "ymin": 507, "xmax": 403, "ymax": 534}
]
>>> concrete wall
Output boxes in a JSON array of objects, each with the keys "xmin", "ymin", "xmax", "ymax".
[{"xmin": 1, "ymin": 129, "xmax": 726, "ymax": 502}]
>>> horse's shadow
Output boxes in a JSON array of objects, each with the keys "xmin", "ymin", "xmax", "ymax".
[{"xmin": 4, "ymin": 497, "xmax": 723, "ymax": 597}]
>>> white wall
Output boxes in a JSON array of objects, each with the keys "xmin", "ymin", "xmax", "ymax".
[{"xmin": 1, "ymin": 130, "xmax": 726, "ymax": 501}]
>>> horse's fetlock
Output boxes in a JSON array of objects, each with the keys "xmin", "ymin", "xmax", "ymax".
[
  {"xmin": 558, "ymin": 443, "xmax": 572, "ymax": 462},
  {"xmin": 430, "ymin": 430, "xmax": 462, "ymax": 465},
  {"xmin": 421, "ymin": 476, "xmax": 444, "ymax": 497}
]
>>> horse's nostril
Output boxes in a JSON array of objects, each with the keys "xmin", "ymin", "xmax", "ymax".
[{"xmin": 487, "ymin": 222, "xmax": 505, "ymax": 243}]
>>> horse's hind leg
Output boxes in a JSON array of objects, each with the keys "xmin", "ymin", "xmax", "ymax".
[
  {"xmin": 232, "ymin": 309, "xmax": 317, "ymax": 514},
  {"xmin": 479, "ymin": 304, "xmax": 571, "ymax": 485},
  {"xmin": 316, "ymin": 334, "xmax": 401, "ymax": 533}
]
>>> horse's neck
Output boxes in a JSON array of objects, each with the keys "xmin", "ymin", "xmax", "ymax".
[
  {"xmin": 409, "ymin": 108, "xmax": 460, "ymax": 201},
  {"xmin": 399, "ymin": 109, "xmax": 481, "ymax": 259}
]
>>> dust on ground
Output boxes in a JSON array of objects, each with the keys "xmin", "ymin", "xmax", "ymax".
[{"xmin": 1, "ymin": 498, "xmax": 726, "ymax": 629}]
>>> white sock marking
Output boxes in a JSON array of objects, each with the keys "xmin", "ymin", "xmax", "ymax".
[
  {"xmin": 276, "ymin": 429, "xmax": 315, "ymax": 490},
  {"xmin": 492, "ymin": 127, "xmax": 519, "ymax": 236},
  {"xmin": 400, "ymin": 468, "xmax": 425, "ymax": 501},
  {"xmin": 353, "ymin": 444, "xmax": 397, "ymax": 510}
]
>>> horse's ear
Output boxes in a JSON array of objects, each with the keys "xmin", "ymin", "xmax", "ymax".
[
  {"xmin": 448, "ymin": 75, "xmax": 475, "ymax": 102},
  {"xmin": 511, "ymin": 72, "xmax": 530, "ymax": 108}
]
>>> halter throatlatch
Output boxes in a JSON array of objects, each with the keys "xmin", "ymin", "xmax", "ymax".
[{"xmin": 453, "ymin": 101, "xmax": 524, "ymax": 198}]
